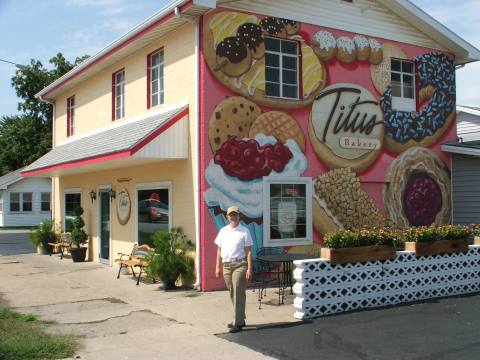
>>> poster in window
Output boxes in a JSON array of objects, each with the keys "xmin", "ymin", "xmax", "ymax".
[{"xmin": 278, "ymin": 201, "xmax": 297, "ymax": 233}]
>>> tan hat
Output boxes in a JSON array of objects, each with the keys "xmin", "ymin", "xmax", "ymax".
[{"xmin": 226, "ymin": 206, "xmax": 240, "ymax": 215}]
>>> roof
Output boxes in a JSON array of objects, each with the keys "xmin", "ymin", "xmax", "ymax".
[
  {"xmin": 22, "ymin": 104, "xmax": 189, "ymax": 177},
  {"xmin": 0, "ymin": 167, "xmax": 26, "ymax": 189},
  {"xmin": 36, "ymin": 0, "xmax": 480, "ymax": 102},
  {"xmin": 457, "ymin": 105, "xmax": 480, "ymax": 116},
  {"xmin": 442, "ymin": 140, "xmax": 480, "ymax": 157}
]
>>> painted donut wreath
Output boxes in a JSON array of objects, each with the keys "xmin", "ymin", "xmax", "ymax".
[
  {"xmin": 380, "ymin": 52, "xmax": 456, "ymax": 153},
  {"xmin": 383, "ymin": 147, "xmax": 451, "ymax": 228}
]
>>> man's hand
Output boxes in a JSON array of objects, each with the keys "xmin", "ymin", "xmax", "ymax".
[
  {"xmin": 215, "ymin": 266, "xmax": 222, "ymax": 278},
  {"xmin": 245, "ymin": 268, "xmax": 252, "ymax": 281}
]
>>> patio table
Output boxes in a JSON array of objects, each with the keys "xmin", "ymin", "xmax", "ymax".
[{"xmin": 256, "ymin": 253, "xmax": 312, "ymax": 304}]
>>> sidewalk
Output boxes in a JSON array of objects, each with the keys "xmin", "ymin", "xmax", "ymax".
[{"xmin": 0, "ymin": 252, "xmax": 302, "ymax": 359}]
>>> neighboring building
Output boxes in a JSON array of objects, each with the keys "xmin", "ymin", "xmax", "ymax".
[
  {"xmin": 442, "ymin": 106, "xmax": 480, "ymax": 225},
  {"xmin": 0, "ymin": 168, "xmax": 51, "ymax": 227},
  {"xmin": 22, "ymin": 0, "xmax": 480, "ymax": 290}
]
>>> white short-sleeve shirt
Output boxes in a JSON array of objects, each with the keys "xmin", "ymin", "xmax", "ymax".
[{"xmin": 215, "ymin": 223, "xmax": 253, "ymax": 262}]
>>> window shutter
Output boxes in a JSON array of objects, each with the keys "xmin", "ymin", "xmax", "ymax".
[
  {"xmin": 66, "ymin": 98, "xmax": 71, "ymax": 137},
  {"xmin": 147, "ymin": 53, "xmax": 151, "ymax": 109},
  {"xmin": 112, "ymin": 72, "xmax": 116, "ymax": 121}
]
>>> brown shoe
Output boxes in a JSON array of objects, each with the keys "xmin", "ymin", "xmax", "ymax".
[
  {"xmin": 229, "ymin": 326, "xmax": 243, "ymax": 333},
  {"xmin": 227, "ymin": 322, "xmax": 245, "ymax": 329}
]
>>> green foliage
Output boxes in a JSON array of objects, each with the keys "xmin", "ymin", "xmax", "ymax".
[
  {"xmin": 70, "ymin": 206, "xmax": 88, "ymax": 247},
  {"xmin": 404, "ymin": 226, "xmax": 437, "ymax": 243},
  {"xmin": 29, "ymin": 220, "xmax": 58, "ymax": 248},
  {"xmin": 404, "ymin": 225, "xmax": 473, "ymax": 243},
  {"xmin": 0, "ymin": 306, "xmax": 77, "ymax": 360},
  {"xmin": 437, "ymin": 225, "xmax": 471, "ymax": 241},
  {"xmin": 324, "ymin": 228, "xmax": 396, "ymax": 249},
  {"xmin": 470, "ymin": 224, "xmax": 480, "ymax": 237},
  {"xmin": 145, "ymin": 228, "xmax": 195, "ymax": 289}
]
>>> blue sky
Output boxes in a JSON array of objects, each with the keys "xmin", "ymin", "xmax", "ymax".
[{"xmin": 0, "ymin": 0, "xmax": 479, "ymax": 118}]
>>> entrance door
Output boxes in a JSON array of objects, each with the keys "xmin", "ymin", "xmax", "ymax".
[{"xmin": 99, "ymin": 190, "xmax": 110, "ymax": 263}]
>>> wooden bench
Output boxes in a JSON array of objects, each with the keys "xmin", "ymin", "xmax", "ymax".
[
  {"xmin": 48, "ymin": 233, "xmax": 72, "ymax": 259},
  {"xmin": 114, "ymin": 244, "xmax": 155, "ymax": 285}
]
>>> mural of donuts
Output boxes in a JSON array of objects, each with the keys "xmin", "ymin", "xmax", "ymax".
[{"xmin": 201, "ymin": 8, "xmax": 456, "ymax": 289}]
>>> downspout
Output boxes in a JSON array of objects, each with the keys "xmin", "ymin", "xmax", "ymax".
[{"xmin": 194, "ymin": 16, "xmax": 201, "ymax": 289}]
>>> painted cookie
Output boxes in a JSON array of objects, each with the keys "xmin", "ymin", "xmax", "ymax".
[
  {"xmin": 383, "ymin": 147, "xmax": 451, "ymax": 228},
  {"xmin": 380, "ymin": 52, "xmax": 456, "ymax": 153},
  {"xmin": 208, "ymin": 96, "xmax": 261, "ymax": 152},
  {"xmin": 312, "ymin": 30, "xmax": 337, "ymax": 61},
  {"xmin": 336, "ymin": 36, "xmax": 356, "ymax": 63},
  {"xmin": 370, "ymin": 43, "xmax": 407, "ymax": 94},
  {"xmin": 249, "ymin": 111, "xmax": 306, "ymax": 152},
  {"xmin": 308, "ymin": 83, "xmax": 384, "ymax": 173},
  {"xmin": 313, "ymin": 168, "xmax": 386, "ymax": 235}
]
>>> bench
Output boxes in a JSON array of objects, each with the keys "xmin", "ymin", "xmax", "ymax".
[
  {"xmin": 48, "ymin": 233, "xmax": 72, "ymax": 259},
  {"xmin": 114, "ymin": 244, "xmax": 155, "ymax": 285}
]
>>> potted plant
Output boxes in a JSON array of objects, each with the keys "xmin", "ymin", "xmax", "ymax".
[
  {"xmin": 321, "ymin": 228, "xmax": 397, "ymax": 265},
  {"xmin": 472, "ymin": 224, "xmax": 480, "ymax": 245},
  {"xmin": 404, "ymin": 225, "xmax": 470, "ymax": 257},
  {"xmin": 30, "ymin": 220, "xmax": 58, "ymax": 255},
  {"xmin": 69, "ymin": 206, "xmax": 89, "ymax": 262},
  {"xmin": 145, "ymin": 227, "xmax": 195, "ymax": 290}
]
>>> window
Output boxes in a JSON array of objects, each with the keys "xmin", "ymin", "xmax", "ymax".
[
  {"xmin": 67, "ymin": 95, "xmax": 75, "ymax": 137},
  {"xmin": 263, "ymin": 177, "xmax": 312, "ymax": 247},
  {"xmin": 9, "ymin": 192, "xmax": 32, "ymax": 212},
  {"xmin": 41, "ymin": 192, "xmax": 51, "ymax": 212},
  {"xmin": 0, "ymin": 192, "xmax": 3, "ymax": 212},
  {"xmin": 391, "ymin": 58, "xmax": 416, "ymax": 112},
  {"xmin": 112, "ymin": 69, "xmax": 125, "ymax": 120},
  {"xmin": 137, "ymin": 184, "xmax": 170, "ymax": 246},
  {"xmin": 65, "ymin": 192, "xmax": 81, "ymax": 232},
  {"xmin": 264, "ymin": 36, "xmax": 299, "ymax": 99},
  {"xmin": 147, "ymin": 49, "xmax": 164, "ymax": 109}
]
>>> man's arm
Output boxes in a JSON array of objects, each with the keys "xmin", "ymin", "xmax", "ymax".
[
  {"xmin": 245, "ymin": 246, "xmax": 252, "ymax": 281},
  {"xmin": 215, "ymin": 247, "xmax": 222, "ymax": 278}
]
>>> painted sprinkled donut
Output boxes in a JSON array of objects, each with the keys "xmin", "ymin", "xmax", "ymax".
[
  {"xmin": 236, "ymin": 23, "xmax": 265, "ymax": 59},
  {"xmin": 215, "ymin": 36, "xmax": 252, "ymax": 77},
  {"xmin": 380, "ymin": 52, "xmax": 455, "ymax": 153},
  {"xmin": 336, "ymin": 36, "xmax": 356, "ymax": 63},
  {"xmin": 260, "ymin": 17, "xmax": 287, "ymax": 37}
]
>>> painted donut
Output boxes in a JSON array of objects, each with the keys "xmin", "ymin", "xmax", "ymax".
[
  {"xmin": 380, "ymin": 52, "xmax": 456, "ymax": 153},
  {"xmin": 237, "ymin": 23, "xmax": 265, "ymax": 60}
]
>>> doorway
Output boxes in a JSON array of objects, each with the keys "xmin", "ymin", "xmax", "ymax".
[{"xmin": 98, "ymin": 188, "xmax": 111, "ymax": 264}]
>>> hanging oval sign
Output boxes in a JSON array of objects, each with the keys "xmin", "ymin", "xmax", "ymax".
[{"xmin": 116, "ymin": 188, "xmax": 131, "ymax": 225}]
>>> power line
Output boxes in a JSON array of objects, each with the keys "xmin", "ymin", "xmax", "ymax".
[{"xmin": 0, "ymin": 58, "xmax": 26, "ymax": 68}]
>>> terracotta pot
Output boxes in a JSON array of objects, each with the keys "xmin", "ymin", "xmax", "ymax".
[
  {"xmin": 404, "ymin": 239, "xmax": 468, "ymax": 257},
  {"xmin": 320, "ymin": 245, "xmax": 396, "ymax": 265}
]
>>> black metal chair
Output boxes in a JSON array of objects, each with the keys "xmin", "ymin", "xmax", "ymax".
[
  {"xmin": 256, "ymin": 247, "xmax": 287, "ymax": 305},
  {"xmin": 251, "ymin": 259, "xmax": 276, "ymax": 309}
]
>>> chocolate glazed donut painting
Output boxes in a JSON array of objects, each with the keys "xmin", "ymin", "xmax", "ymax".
[
  {"xmin": 380, "ymin": 52, "xmax": 456, "ymax": 153},
  {"xmin": 203, "ymin": 11, "xmax": 326, "ymax": 109}
]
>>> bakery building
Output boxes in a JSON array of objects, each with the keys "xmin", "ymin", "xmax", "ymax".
[{"xmin": 22, "ymin": 0, "xmax": 480, "ymax": 290}]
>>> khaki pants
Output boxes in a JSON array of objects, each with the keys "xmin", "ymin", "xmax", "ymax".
[{"xmin": 223, "ymin": 261, "xmax": 247, "ymax": 326}]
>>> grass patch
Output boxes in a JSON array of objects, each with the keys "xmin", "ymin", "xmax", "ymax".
[
  {"xmin": 104, "ymin": 297, "xmax": 126, "ymax": 304},
  {"xmin": 0, "ymin": 306, "xmax": 77, "ymax": 360},
  {"xmin": 184, "ymin": 291, "xmax": 201, "ymax": 298}
]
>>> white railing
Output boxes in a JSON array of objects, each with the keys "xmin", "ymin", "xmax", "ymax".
[{"xmin": 293, "ymin": 245, "xmax": 480, "ymax": 319}]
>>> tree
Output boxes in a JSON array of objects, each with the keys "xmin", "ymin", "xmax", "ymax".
[{"xmin": 0, "ymin": 53, "xmax": 89, "ymax": 175}]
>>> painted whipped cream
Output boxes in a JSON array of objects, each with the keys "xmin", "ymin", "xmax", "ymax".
[{"xmin": 205, "ymin": 134, "xmax": 307, "ymax": 219}]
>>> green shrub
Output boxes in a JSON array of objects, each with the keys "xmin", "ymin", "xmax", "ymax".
[
  {"xmin": 404, "ymin": 226, "xmax": 437, "ymax": 243},
  {"xmin": 324, "ymin": 228, "xmax": 396, "ymax": 249},
  {"xmin": 145, "ymin": 227, "xmax": 195, "ymax": 289},
  {"xmin": 30, "ymin": 220, "xmax": 58, "ymax": 249},
  {"xmin": 437, "ymin": 225, "xmax": 471, "ymax": 241},
  {"xmin": 70, "ymin": 206, "xmax": 88, "ymax": 247}
]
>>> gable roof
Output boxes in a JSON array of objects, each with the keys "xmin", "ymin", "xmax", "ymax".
[
  {"xmin": 36, "ymin": 0, "xmax": 480, "ymax": 102},
  {"xmin": 0, "ymin": 167, "xmax": 26, "ymax": 189}
]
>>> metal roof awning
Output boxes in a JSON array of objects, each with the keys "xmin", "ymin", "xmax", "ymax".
[
  {"xmin": 22, "ymin": 105, "xmax": 189, "ymax": 177},
  {"xmin": 442, "ymin": 140, "xmax": 480, "ymax": 157}
]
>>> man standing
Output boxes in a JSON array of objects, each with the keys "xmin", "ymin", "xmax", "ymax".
[{"xmin": 215, "ymin": 205, "xmax": 253, "ymax": 333}]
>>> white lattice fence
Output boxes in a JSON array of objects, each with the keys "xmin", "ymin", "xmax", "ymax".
[{"xmin": 293, "ymin": 245, "xmax": 480, "ymax": 319}]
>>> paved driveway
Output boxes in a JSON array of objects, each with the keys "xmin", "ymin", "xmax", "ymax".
[{"xmin": 0, "ymin": 230, "xmax": 34, "ymax": 256}]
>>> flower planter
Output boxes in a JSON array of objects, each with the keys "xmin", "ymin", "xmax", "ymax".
[
  {"xmin": 320, "ymin": 245, "xmax": 396, "ymax": 265},
  {"xmin": 404, "ymin": 239, "xmax": 468, "ymax": 257},
  {"xmin": 36, "ymin": 244, "xmax": 48, "ymax": 255},
  {"xmin": 474, "ymin": 236, "xmax": 480, "ymax": 245},
  {"xmin": 70, "ymin": 247, "xmax": 87, "ymax": 262}
]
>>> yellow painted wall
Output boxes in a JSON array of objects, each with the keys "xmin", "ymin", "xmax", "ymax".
[
  {"xmin": 57, "ymin": 159, "xmax": 195, "ymax": 262},
  {"xmin": 54, "ymin": 22, "xmax": 196, "ymax": 144},
  {"xmin": 49, "ymin": 22, "xmax": 198, "ymax": 264}
]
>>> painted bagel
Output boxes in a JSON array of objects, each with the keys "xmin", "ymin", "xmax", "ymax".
[{"xmin": 380, "ymin": 52, "xmax": 456, "ymax": 153}]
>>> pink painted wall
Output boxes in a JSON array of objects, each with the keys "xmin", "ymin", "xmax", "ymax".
[{"xmin": 199, "ymin": 9, "xmax": 456, "ymax": 290}]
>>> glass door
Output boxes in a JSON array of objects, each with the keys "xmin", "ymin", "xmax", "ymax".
[{"xmin": 99, "ymin": 190, "xmax": 110, "ymax": 263}]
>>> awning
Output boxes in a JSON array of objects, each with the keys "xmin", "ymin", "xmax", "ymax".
[
  {"xmin": 442, "ymin": 140, "xmax": 480, "ymax": 157},
  {"xmin": 22, "ymin": 105, "xmax": 189, "ymax": 177}
]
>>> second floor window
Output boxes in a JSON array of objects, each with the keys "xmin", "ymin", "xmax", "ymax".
[
  {"xmin": 67, "ymin": 95, "xmax": 75, "ymax": 137},
  {"xmin": 148, "ymin": 48, "xmax": 164, "ymax": 108},
  {"xmin": 112, "ymin": 69, "xmax": 125, "ymax": 120},
  {"xmin": 391, "ymin": 58, "xmax": 416, "ymax": 112},
  {"xmin": 264, "ymin": 37, "xmax": 299, "ymax": 99}
]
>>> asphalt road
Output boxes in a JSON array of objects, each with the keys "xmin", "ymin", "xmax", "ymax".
[
  {"xmin": 0, "ymin": 230, "xmax": 34, "ymax": 256},
  {"xmin": 219, "ymin": 294, "xmax": 480, "ymax": 360}
]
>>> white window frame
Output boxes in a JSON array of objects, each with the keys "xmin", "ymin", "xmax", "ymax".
[
  {"xmin": 262, "ymin": 177, "xmax": 312, "ymax": 247},
  {"xmin": 0, "ymin": 191, "xmax": 3, "ymax": 213},
  {"xmin": 264, "ymin": 36, "xmax": 300, "ymax": 100},
  {"xmin": 114, "ymin": 70, "xmax": 125, "ymax": 120},
  {"xmin": 9, "ymin": 192, "xmax": 33, "ymax": 213},
  {"xmin": 67, "ymin": 95, "xmax": 75, "ymax": 136},
  {"xmin": 391, "ymin": 58, "xmax": 416, "ymax": 112},
  {"xmin": 135, "ymin": 181, "xmax": 172, "ymax": 244},
  {"xmin": 64, "ymin": 188, "xmax": 82, "ymax": 232},
  {"xmin": 150, "ymin": 49, "xmax": 164, "ymax": 108},
  {"xmin": 41, "ymin": 192, "xmax": 51, "ymax": 213}
]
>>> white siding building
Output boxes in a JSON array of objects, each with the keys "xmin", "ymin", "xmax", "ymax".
[{"xmin": 0, "ymin": 168, "xmax": 52, "ymax": 227}]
